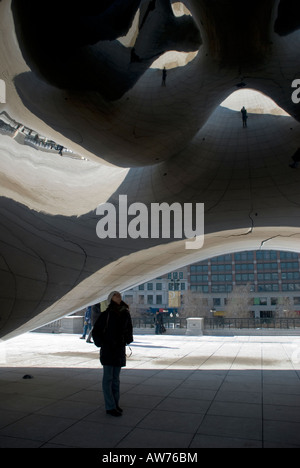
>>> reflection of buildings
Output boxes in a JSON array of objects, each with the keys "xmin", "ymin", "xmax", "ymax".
[
  {"xmin": 124, "ymin": 250, "xmax": 300, "ymax": 318},
  {"xmin": 0, "ymin": 111, "xmax": 84, "ymax": 160},
  {"xmin": 190, "ymin": 250, "xmax": 300, "ymax": 318}
]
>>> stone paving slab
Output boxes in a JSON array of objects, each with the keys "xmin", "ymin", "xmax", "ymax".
[{"xmin": 0, "ymin": 333, "xmax": 300, "ymax": 448}]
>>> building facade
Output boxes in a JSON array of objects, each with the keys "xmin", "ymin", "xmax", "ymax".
[
  {"xmin": 123, "ymin": 267, "xmax": 188, "ymax": 314},
  {"xmin": 189, "ymin": 250, "xmax": 300, "ymax": 318},
  {"xmin": 124, "ymin": 250, "xmax": 300, "ymax": 318}
]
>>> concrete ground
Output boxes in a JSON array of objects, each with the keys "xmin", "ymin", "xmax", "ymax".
[{"xmin": 0, "ymin": 332, "xmax": 300, "ymax": 448}]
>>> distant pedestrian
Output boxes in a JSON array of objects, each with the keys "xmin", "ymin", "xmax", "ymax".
[
  {"xmin": 80, "ymin": 306, "xmax": 92, "ymax": 340},
  {"xmin": 162, "ymin": 67, "xmax": 167, "ymax": 86},
  {"xmin": 86, "ymin": 303, "xmax": 101, "ymax": 343},
  {"xmin": 154, "ymin": 311, "xmax": 164, "ymax": 334},
  {"xmin": 241, "ymin": 106, "xmax": 248, "ymax": 128}
]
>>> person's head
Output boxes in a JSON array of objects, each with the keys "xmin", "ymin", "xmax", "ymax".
[{"xmin": 108, "ymin": 291, "xmax": 122, "ymax": 305}]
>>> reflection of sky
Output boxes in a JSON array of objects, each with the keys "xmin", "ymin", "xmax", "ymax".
[
  {"xmin": 155, "ymin": 1, "xmax": 196, "ymax": 70},
  {"xmin": 150, "ymin": 50, "xmax": 198, "ymax": 70},
  {"xmin": 221, "ymin": 89, "xmax": 290, "ymax": 117},
  {"xmin": 118, "ymin": 1, "xmax": 198, "ymax": 70}
]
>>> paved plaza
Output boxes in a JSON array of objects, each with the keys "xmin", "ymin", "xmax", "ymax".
[{"xmin": 0, "ymin": 332, "xmax": 300, "ymax": 448}]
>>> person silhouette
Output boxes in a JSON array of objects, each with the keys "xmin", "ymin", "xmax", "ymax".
[
  {"xmin": 241, "ymin": 106, "xmax": 248, "ymax": 128},
  {"xmin": 80, "ymin": 306, "xmax": 92, "ymax": 340},
  {"xmin": 92, "ymin": 291, "xmax": 133, "ymax": 417},
  {"xmin": 162, "ymin": 67, "xmax": 167, "ymax": 86}
]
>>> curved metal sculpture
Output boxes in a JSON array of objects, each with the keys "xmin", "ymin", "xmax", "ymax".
[{"xmin": 0, "ymin": 0, "xmax": 300, "ymax": 339}]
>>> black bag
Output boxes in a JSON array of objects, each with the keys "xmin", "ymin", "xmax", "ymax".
[
  {"xmin": 91, "ymin": 319, "xmax": 102, "ymax": 347},
  {"xmin": 92, "ymin": 312, "xmax": 109, "ymax": 348}
]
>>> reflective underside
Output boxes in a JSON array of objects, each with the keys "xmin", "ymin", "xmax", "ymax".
[{"xmin": 0, "ymin": 0, "xmax": 300, "ymax": 339}]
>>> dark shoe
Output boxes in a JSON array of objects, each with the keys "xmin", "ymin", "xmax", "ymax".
[
  {"xmin": 116, "ymin": 406, "xmax": 123, "ymax": 413},
  {"xmin": 106, "ymin": 409, "xmax": 122, "ymax": 417}
]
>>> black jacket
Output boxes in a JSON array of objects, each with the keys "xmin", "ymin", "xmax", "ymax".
[{"xmin": 92, "ymin": 301, "xmax": 133, "ymax": 367}]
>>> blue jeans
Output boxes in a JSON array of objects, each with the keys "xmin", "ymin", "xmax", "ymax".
[
  {"xmin": 82, "ymin": 322, "xmax": 91, "ymax": 338},
  {"xmin": 102, "ymin": 365, "xmax": 121, "ymax": 410}
]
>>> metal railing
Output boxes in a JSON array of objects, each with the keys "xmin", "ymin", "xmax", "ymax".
[
  {"xmin": 132, "ymin": 317, "xmax": 187, "ymax": 329},
  {"xmin": 204, "ymin": 317, "xmax": 300, "ymax": 330},
  {"xmin": 133, "ymin": 316, "xmax": 300, "ymax": 330}
]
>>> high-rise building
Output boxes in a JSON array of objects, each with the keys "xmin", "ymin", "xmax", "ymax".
[
  {"xmin": 124, "ymin": 250, "xmax": 300, "ymax": 318},
  {"xmin": 189, "ymin": 250, "xmax": 300, "ymax": 318}
]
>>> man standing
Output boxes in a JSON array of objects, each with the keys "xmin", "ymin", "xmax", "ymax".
[
  {"xmin": 80, "ymin": 306, "xmax": 92, "ymax": 340},
  {"xmin": 162, "ymin": 67, "xmax": 167, "ymax": 86},
  {"xmin": 155, "ymin": 311, "xmax": 164, "ymax": 334},
  {"xmin": 86, "ymin": 303, "xmax": 101, "ymax": 343},
  {"xmin": 241, "ymin": 106, "xmax": 248, "ymax": 128}
]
